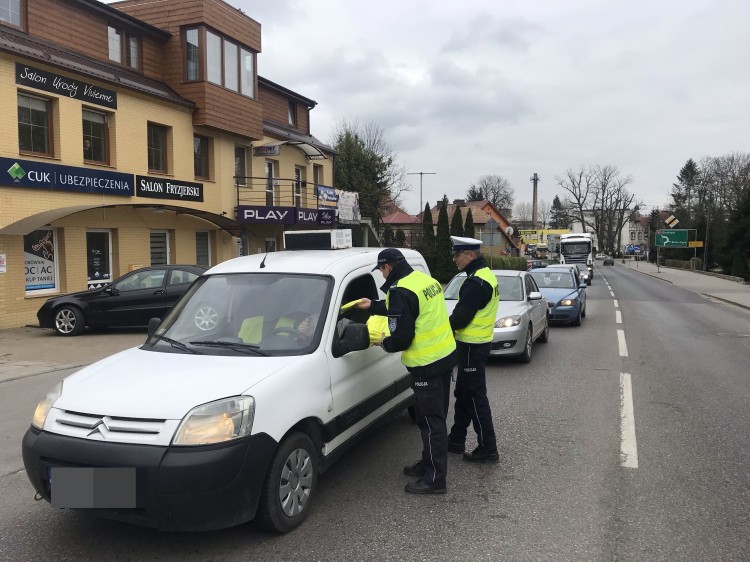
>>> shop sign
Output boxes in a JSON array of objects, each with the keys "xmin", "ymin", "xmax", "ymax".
[
  {"xmin": 1, "ymin": 157, "xmax": 133, "ymax": 196},
  {"xmin": 135, "ymin": 176, "xmax": 203, "ymax": 202},
  {"xmin": 16, "ymin": 63, "xmax": 117, "ymax": 109},
  {"xmin": 24, "ymin": 229, "xmax": 56, "ymax": 291},
  {"xmin": 237, "ymin": 206, "xmax": 296, "ymax": 224},
  {"xmin": 316, "ymin": 185, "xmax": 338, "ymax": 208},
  {"xmin": 337, "ymin": 190, "xmax": 361, "ymax": 225},
  {"xmin": 254, "ymin": 145, "xmax": 280, "ymax": 156},
  {"xmin": 296, "ymin": 208, "xmax": 335, "ymax": 226}
]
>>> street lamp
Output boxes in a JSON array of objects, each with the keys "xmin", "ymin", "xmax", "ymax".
[{"xmin": 407, "ymin": 171, "xmax": 436, "ymax": 216}]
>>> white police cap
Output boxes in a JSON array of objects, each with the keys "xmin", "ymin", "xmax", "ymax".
[{"xmin": 450, "ymin": 236, "xmax": 483, "ymax": 254}]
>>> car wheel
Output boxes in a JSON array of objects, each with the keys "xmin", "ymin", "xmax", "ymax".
[
  {"xmin": 517, "ymin": 324, "xmax": 533, "ymax": 363},
  {"xmin": 256, "ymin": 432, "xmax": 317, "ymax": 533},
  {"xmin": 573, "ymin": 308, "xmax": 582, "ymax": 326},
  {"xmin": 54, "ymin": 305, "xmax": 85, "ymax": 336},
  {"xmin": 537, "ymin": 316, "xmax": 549, "ymax": 343},
  {"xmin": 193, "ymin": 305, "xmax": 219, "ymax": 331},
  {"xmin": 582, "ymin": 304, "xmax": 587, "ymax": 318}
]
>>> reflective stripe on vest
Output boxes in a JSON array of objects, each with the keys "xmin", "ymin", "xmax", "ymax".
[
  {"xmin": 387, "ymin": 270, "xmax": 456, "ymax": 367},
  {"xmin": 454, "ymin": 267, "xmax": 499, "ymax": 344}
]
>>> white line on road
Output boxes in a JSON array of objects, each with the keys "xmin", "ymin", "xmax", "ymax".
[
  {"xmin": 610, "ymin": 291, "xmax": 615, "ymax": 297},
  {"xmin": 617, "ymin": 329, "xmax": 628, "ymax": 356},
  {"xmin": 613, "ymin": 299, "xmax": 619, "ymax": 308},
  {"xmin": 616, "ymin": 310, "xmax": 622, "ymax": 324},
  {"xmin": 620, "ymin": 373, "xmax": 639, "ymax": 468}
]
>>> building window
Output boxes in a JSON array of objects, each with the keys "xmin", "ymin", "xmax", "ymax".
[
  {"xmin": 1, "ymin": 0, "xmax": 23, "ymax": 28},
  {"xmin": 294, "ymin": 166, "xmax": 305, "ymax": 207},
  {"xmin": 224, "ymin": 41, "xmax": 238, "ymax": 91},
  {"xmin": 313, "ymin": 164, "xmax": 323, "ymax": 186},
  {"xmin": 194, "ymin": 135, "xmax": 209, "ymax": 179},
  {"xmin": 184, "ymin": 27, "xmax": 256, "ymax": 98},
  {"xmin": 630, "ymin": 232, "xmax": 636, "ymax": 240},
  {"xmin": 240, "ymin": 48, "xmax": 254, "ymax": 97},
  {"xmin": 186, "ymin": 28, "xmax": 200, "ymax": 81},
  {"xmin": 265, "ymin": 160, "xmax": 275, "ymax": 206},
  {"xmin": 288, "ymin": 101, "xmax": 297, "ymax": 127},
  {"xmin": 150, "ymin": 231, "xmax": 169, "ymax": 265},
  {"xmin": 196, "ymin": 232, "xmax": 210, "ymax": 267},
  {"xmin": 148, "ymin": 123, "xmax": 167, "ymax": 173},
  {"xmin": 638, "ymin": 232, "xmax": 642, "ymax": 240},
  {"xmin": 235, "ymin": 146, "xmax": 247, "ymax": 186},
  {"xmin": 18, "ymin": 93, "xmax": 51, "ymax": 156},
  {"xmin": 108, "ymin": 26, "xmax": 140, "ymax": 69},
  {"xmin": 82, "ymin": 108, "xmax": 108, "ymax": 163}
]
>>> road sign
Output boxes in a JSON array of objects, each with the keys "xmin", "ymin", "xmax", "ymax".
[
  {"xmin": 655, "ymin": 229, "xmax": 688, "ymax": 247},
  {"xmin": 665, "ymin": 215, "xmax": 680, "ymax": 228},
  {"xmin": 626, "ymin": 245, "xmax": 634, "ymax": 253},
  {"xmin": 634, "ymin": 245, "xmax": 641, "ymax": 251},
  {"xmin": 688, "ymin": 240, "xmax": 704, "ymax": 248}
]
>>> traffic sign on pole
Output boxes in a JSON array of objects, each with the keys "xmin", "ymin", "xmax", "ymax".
[{"xmin": 655, "ymin": 229, "xmax": 688, "ymax": 247}]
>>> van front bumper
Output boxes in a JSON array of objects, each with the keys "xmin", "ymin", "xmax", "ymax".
[{"xmin": 22, "ymin": 428, "xmax": 277, "ymax": 532}]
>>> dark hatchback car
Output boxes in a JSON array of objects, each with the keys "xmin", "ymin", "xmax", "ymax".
[{"xmin": 37, "ymin": 265, "xmax": 206, "ymax": 336}]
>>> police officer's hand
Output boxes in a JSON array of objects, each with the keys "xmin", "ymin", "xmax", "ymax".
[{"xmin": 355, "ymin": 298, "xmax": 372, "ymax": 310}]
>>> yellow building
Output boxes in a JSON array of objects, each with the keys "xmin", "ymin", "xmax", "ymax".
[{"xmin": 0, "ymin": 0, "xmax": 335, "ymax": 330}]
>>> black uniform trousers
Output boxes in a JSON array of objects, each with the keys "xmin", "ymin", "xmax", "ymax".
[
  {"xmin": 448, "ymin": 341, "xmax": 497, "ymax": 453},
  {"xmin": 409, "ymin": 352, "xmax": 456, "ymax": 488}
]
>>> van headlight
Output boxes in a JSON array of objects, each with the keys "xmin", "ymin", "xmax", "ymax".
[
  {"xmin": 32, "ymin": 381, "xmax": 63, "ymax": 430},
  {"xmin": 173, "ymin": 396, "xmax": 255, "ymax": 446},
  {"xmin": 495, "ymin": 315, "xmax": 521, "ymax": 328}
]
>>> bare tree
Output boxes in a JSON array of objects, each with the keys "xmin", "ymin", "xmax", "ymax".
[
  {"xmin": 514, "ymin": 202, "xmax": 532, "ymax": 226},
  {"xmin": 466, "ymin": 174, "xmax": 515, "ymax": 216},
  {"xmin": 538, "ymin": 199, "xmax": 551, "ymax": 229},
  {"xmin": 555, "ymin": 166, "xmax": 595, "ymax": 231}
]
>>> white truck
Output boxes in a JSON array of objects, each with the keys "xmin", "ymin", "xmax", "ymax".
[
  {"xmin": 559, "ymin": 233, "xmax": 594, "ymax": 282},
  {"xmin": 22, "ymin": 230, "xmax": 429, "ymax": 533}
]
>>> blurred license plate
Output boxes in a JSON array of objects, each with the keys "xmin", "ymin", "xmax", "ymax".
[{"xmin": 50, "ymin": 467, "xmax": 136, "ymax": 508}]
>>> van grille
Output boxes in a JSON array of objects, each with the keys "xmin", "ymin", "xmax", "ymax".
[{"xmin": 53, "ymin": 410, "xmax": 166, "ymax": 443}]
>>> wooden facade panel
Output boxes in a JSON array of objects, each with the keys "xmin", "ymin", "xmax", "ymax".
[
  {"xmin": 28, "ymin": 0, "xmax": 109, "ymax": 60},
  {"xmin": 259, "ymin": 87, "xmax": 311, "ymax": 135}
]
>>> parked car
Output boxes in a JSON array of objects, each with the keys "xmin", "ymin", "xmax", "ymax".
[
  {"xmin": 36, "ymin": 265, "xmax": 206, "ymax": 336},
  {"xmin": 444, "ymin": 269, "xmax": 549, "ymax": 363},
  {"xmin": 528, "ymin": 268, "xmax": 587, "ymax": 326},
  {"xmin": 596, "ymin": 253, "xmax": 605, "ymax": 260},
  {"xmin": 23, "ymin": 233, "xmax": 427, "ymax": 533},
  {"xmin": 603, "ymin": 255, "xmax": 615, "ymax": 266},
  {"xmin": 526, "ymin": 259, "xmax": 548, "ymax": 271},
  {"xmin": 546, "ymin": 263, "xmax": 591, "ymax": 286}
]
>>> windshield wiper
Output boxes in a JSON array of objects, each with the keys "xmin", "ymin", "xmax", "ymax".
[
  {"xmin": 153, "ymin": 334, "xmax": 202, "ymax": 354},
  {"xmin": 189, "ymin": 340, "xmax": 269, "ymax": 356}
]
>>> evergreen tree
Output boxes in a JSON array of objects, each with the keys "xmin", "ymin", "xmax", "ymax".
[
  {"xmin": 724, "ymin": 188, "xmax": 750, "ymax": 279},
  {"xmin": 394, "ymin": 228, "xmax": 406, "ymax": 247},
  {"xmin": 434, "ymin": 196, "xmax": 454, "ymax": 282},
  {"xmin": 670, "ymin": 158, "xmax": 700, "ymax": 227},
  {"xmin": 464, "ymin": 208, "xmax": 475, "ymax": 238},
  {"xmin": 381, "ymin": 225, "xmax": 394, "ymax": 246},
  {"xmin": 549, "ymin": 195, "xmax": 570, "ymax": 229},
  {"xmin": 419, "ymin": 202, "xmax": 435, "ymax": 262},
  {"xmin": 450, "ymin": 206, "xmax": 464, "ymax": 237}
]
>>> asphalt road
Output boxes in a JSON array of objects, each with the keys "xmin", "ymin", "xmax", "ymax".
[{"xmin": 0, "ymin": 267, "xmax": 748, "ymax": 560}]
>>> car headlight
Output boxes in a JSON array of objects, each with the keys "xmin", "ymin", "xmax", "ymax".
[
  {"xmin": 173, "ymin": 396, "xmax": 255, "ymax": 446},
  {"xmin": 559, "ymin": 299, "xmax": 577, "ymax": 306},
  {"xmin": 32, "ymin": 381, "xmax": 63, "ymax": 430},
  {"xmin": 495, "ymin": 315, "xmax": 522, "ymax": 328}
]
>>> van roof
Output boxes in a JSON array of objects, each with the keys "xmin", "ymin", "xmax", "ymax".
[{"xmin": 205, "ymin": 247, "xmax": 425, "ymax": 277}]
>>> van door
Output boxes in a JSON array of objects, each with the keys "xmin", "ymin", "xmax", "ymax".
[{"xmin": 324, "ymin": 269, "xmax": 408, "ymax": 448}]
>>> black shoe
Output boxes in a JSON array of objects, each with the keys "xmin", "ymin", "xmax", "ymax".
[
  {"xmin": 463, "ymin": 447, "xmax": 499, "ymax": 463},
  {"xmin": 403, "ymin": 460, "xmax": 426, "ymax": 477},
  {"xmin": 447, "ymin": 440, "xmax": 465, "ymax": 454},
  {"xmin": 404, "ymin": 479, "xmax": 446, "ymax": 495}
]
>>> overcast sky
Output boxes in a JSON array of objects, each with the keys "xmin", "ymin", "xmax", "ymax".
[{"xmin": 111, "ymin": 0, "xmax": 750, "ymax": 216}]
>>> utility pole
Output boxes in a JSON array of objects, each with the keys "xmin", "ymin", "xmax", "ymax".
[
  {"xmin": 530, "ymin": 173, "xmax": 540, "ymax": 229},
  {"xmin": 407, "ymin": 171, "xmax": 436, "ymax": 217}
]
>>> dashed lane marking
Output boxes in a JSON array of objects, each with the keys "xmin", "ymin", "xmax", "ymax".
[
  {"xmin": 613, "ymin": 299, "xmax": 619, "ymax": 308},
  {"xmin": 616, "ymin": 310, "xmax": 622, "ymax": 324},
  {"xmin": 620, "ymin": 373, "xmax": 639, "ymax": 468},
  {"xmin": 617, "ymin": 329, "xmax": 628, "ymax": 356}
]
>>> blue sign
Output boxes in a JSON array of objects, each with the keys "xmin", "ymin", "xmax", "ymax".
[
  {"xmin": 2, "ymin": 158, "xmax": 133, "ymax": 196},
  {"xmin": 626, "ymin": 245, "xmax": 634, "ymax": 253},
  {"xmin": 634, "ymin": 245, "xmax": 641, "ymax": 252}
]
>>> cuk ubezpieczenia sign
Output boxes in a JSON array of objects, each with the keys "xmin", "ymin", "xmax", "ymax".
[{"xmin": 2, "ymin": 158, "xmax": 133, "ymax": 196}]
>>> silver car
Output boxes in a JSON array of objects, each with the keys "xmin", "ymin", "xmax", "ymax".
[{"xmin": 444, "ymin": 269, "xmax": 549, "ymax": 363}]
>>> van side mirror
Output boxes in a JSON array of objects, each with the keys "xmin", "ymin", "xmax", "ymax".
[
  {"xmin": 332, "ymin": 322, "xmax": 370, "ymax": 358},
  {"xmin": 147, "ymin": 317, "xmax": 161, "ymax": 339}
]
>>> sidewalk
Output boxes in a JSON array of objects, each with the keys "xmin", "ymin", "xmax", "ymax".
[{"xmin": 611, "ymin": 259, "xmax": 750, "ymax": 310}]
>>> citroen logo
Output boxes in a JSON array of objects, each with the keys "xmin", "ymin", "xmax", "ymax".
[{"xmin": 86, "ymin": 418, "xmax": 110, "ymax": 437}]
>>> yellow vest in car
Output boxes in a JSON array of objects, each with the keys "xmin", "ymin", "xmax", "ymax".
[
  {"xmin": 454, "ymin": 267, "xmax": 499, "ymax": 344},
  {"xmin": 387, "ymin": 270, "xmax": 456, "ymax": 367}
]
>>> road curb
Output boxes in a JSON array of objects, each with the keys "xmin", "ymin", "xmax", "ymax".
[{"xmin": 701, "ymin": 294, "xmax": 750, "ymax": 312}]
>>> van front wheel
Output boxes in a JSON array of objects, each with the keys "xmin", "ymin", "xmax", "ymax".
[{"xmin": 255, "ymin": 432, "xmax": 317, "ymax": 533}]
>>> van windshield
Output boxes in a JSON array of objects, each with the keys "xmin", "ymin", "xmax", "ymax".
[{"xmin": 145, "ymin": 273, "xmax": 332, "ymax": 356}]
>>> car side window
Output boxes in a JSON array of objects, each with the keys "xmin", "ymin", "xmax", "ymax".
[
  {"xmin": 528, "ymin": 276, "xmax": 540, "ymax": 293},
  {"xmin": 169, "ymin": 269, "xmax": 198, "ymax": 286},
  {"xmin": 115, "ymin": 270, "xmax": 166, "ymax": 292}
]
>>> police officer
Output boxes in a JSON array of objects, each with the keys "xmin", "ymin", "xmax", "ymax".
[
  {"xmin": 446, "ymin": 236, "xmax": 500, "ymax": 463},
  {"xmin": 356, "ymin": 248, "xmax": 456, "ymax": 494}
]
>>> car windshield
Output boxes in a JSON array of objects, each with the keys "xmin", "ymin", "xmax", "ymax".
[
  {"xmin": 144, "ymin": 273, "xmax": 332, "ymax": 356},
  {"xmin": 443, "ymin": 275, "xmax": 465, "ymax": 300},
  {"xmin": 560, "ymin": 242, "xmax": 590, "ymax": 254},
  {"xmin": 530, "ymin": 271, "xmax": 576, "ymax": 289}
]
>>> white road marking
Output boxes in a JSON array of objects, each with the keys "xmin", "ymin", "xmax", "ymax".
[
  {"xmin": 610, "ymin": 291, "xmax": 615, "ymax": 297},
  {"xmin": 620, "ymin": 373, "xmax": 639, "ymax": 468},
  {"xmin": 617, "ymin": 329, "xmax": 628, "ymax": 356},
  {"xmin": 613, "ymin": 299, "xmax": 619, "ymax": 308},
  {"xmin": 616, "ymin": 310, "xmax": 622, "ymax": 324}
]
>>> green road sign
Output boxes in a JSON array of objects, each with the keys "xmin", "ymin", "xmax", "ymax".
[{"xmin": 656, "ymin": 229, "xmax": 688, "ymax": 247}]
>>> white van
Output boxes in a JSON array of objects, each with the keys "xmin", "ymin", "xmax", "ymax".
[{"xmin": 22, "ymin": 232, "xmax": 428, "ymax": 533}]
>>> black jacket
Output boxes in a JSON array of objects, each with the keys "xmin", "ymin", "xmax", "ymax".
[
  {"xmin": 370, "ymin": 260, "xmax": 419, "ymax": 353},
  {"xmin": 449, "ymin": 257, "xmax": 493, "ymax": 332}
]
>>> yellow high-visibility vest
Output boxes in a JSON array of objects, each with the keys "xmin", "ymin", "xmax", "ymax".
[{"xmin": 454, "ymin": 267, "xmax": 499, "ymax": 344}]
